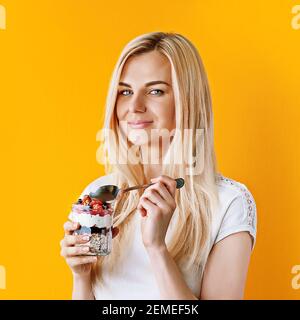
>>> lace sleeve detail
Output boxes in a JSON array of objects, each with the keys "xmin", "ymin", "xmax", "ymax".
[{"xmin": 215, "ymin": 174, "xmax": 257, "ymax": 249}]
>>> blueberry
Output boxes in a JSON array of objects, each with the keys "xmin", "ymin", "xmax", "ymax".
[{"xmin": 76, "ymin": 226, "xmax": 91, "ymax": 235}]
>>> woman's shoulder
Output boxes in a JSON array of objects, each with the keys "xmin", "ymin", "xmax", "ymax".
[
  {"xmin": 215, "ymin": 173, "xmax": 256, "ymax": 208},
  {"xmin": 213, "ymin": 173, "xmax": 257, "ymax": 248}
]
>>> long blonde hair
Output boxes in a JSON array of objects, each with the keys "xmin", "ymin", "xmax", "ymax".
[{"xmin": 92, "ymin": 32, "xmax": 220, "ymax": 288}]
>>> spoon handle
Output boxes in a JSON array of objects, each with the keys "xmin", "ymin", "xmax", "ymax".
[{"xmin": 122, "ymin": 177, "xmax": 184, "ymax": 193}]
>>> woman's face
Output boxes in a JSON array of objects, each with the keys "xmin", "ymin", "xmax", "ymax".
[{"xmin": 116, "ymin": 50, "xmax": 175, "ymax": 146}]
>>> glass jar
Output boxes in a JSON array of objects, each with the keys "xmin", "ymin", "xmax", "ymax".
[{"xmin": 70, "ymin": 196, "xmax": 115, "ymax": 256}]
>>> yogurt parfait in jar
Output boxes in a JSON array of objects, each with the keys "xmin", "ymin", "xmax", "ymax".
[{"xmin": 69, "ymin": 195, "xmax": 115, "ymax": 256}]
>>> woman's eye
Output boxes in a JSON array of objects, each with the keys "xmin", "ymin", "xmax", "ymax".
[
  {"xmin": 119, "ymin": 90, "xmax": 132, "ymax": 96},
  {"xmin": 118, "ymin": 89, "xmax": 164, "ymax": 96},
  {"xmin": 149, "ymin": 89, "xmax": 164, "ymax": 95}
]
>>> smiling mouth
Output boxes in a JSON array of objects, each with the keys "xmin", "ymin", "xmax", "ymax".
[
  {"xmin": 128, "ymin": 122, "xmax": 153, "ymax": 129},
  {"xmin": 128, "ymin": 121, "xmax": 153, "ymax": 125}
]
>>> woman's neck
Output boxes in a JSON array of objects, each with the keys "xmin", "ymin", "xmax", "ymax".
[
  {"xmin": 140, "ymin": 143, "xmax": 163, "ymax": 183},
  {"xmin": 142, "ymin": 164, "xmax": 162, "ymax": 182}
]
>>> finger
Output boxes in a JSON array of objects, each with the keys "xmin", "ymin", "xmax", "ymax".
[
  {"xmin": 154, "ymin": 182, "xmax": 176, "ymax": 210},
  {"xmin": 149, "ymin": 182, "xmax": 174, "ymax": 205},
  {"xmin": 140, "ymin": 197, "xmax": 159, "ymax": 215},
  {"xmin": 61, "ymin": 245, "xmax": 90, "ymax": 258},
  {"xmin": 64, "ymin": 221, "xmax": 80, "ymax": 236},
  {"xmin": 66, "ymin": 256, "xmax": 97, "ymax": 267},
  {"xmin": 151, "ymin": 175, "xmax": 176, "ymax": 196},
  {"xmin": 61, "ymin": 234, "xmax": 91, "ymax": 247},
  {"xmin": 137, "ymin": 196, "xmax": 153, "ymax": 211},
  {"xmin": 142, "ymin": 188, "xmax": 166, "ymax": 210}
]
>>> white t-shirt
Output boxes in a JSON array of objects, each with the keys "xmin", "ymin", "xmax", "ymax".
[{"xmin": 68, "ymin": 173, "xmax": 257, "ymax": 300}]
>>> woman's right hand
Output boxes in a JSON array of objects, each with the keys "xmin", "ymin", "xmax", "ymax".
[{"xmin": 60, "ymin": 221, "xmax": 119, "ymax": 277}]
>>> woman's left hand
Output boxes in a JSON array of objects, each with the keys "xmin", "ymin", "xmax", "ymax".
[{"xmin": 137, "ymin": 175, "xmax": 177, "ymax": 250}]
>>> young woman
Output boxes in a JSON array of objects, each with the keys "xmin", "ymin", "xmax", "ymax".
[{"xmin": 60, "ymin": 32, "xmax": 257, "ymax": 300}]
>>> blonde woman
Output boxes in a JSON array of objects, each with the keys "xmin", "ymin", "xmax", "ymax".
[{"xmin": 60, "ymin": 32, "xmax": 257, "ymax": 300}]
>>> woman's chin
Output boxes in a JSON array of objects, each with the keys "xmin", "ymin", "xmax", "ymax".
[
  {"xmin": 128, "ymin": 137, "xmax": 147, "ymax": 146},
  {"xmin": 128, "ymin": 129, "xmax": 149, "ymax": 145}
]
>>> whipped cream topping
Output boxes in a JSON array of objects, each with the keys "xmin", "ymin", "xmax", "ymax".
[{"xmin": 70, "ymin": 211, "xmax": 112, "ymax": 228}]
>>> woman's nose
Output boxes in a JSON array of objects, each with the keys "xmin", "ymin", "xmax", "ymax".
[{"xmin": 129, "ymin": 93, "xmax": 146, "ymax": 113}]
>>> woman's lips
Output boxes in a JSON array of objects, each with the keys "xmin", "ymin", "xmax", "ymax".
[{"xmin": 128, "ymin": 121, "xmax": 153, "ymax": 129}]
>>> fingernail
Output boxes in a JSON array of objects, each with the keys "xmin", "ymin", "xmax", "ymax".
[
  {"xmin": 73, "ymin": 222, "xmax": 78, "ymax": 228},
  {"xmin": 82, "ymin": 235, "xmax": 90, "ymax": 241},
  {"xmin": 83, "ymin": 247, "xmax": 89, "ymax": 252}
]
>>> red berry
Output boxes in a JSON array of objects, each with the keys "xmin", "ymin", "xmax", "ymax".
[
  {"xmin": 90, "ymin": 199, "xmax": 103, "ymax": 210},
  {"xmin": 90, "ymin": 206, "xmax": 105, "ymax": 216},
  {"xmin": 90, "ymin": 209, "xmax": 99, "ymax": 216},
  {"xmin": 102, "ymin": 209, "xmax": 109, "ymax": 216},
  {"xmin": 99, "ymin": 210, "xmax": 105, "ymax": 217},
  {"xmin": 82, "ymin": 195, "xmax": 92, "ymax": 206}
]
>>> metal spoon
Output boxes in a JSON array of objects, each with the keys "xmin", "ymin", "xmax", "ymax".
[{"xmin": 89, "ymin": 177, "xmax": 185, "ymax": 202}]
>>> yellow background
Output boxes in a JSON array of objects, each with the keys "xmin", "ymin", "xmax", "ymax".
[{"xmin": 0, "ymin": 0, "xmax": 299, "ymax": 299}]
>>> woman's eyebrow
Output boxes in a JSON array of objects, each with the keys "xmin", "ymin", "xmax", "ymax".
[{"xmin": 118, "ymin": 80, "xmax": 171, "ymax": 88}]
